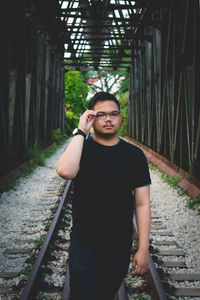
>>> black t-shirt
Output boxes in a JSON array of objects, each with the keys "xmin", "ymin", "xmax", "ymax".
[{"xmin": 71, "ymin": 137, "xmax": 151, "ymax": 251}]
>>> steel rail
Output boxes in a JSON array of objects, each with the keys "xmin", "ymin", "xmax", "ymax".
[
  {"xmin": 133, "ymin": 214, "xmax": 168, "ymax": 300},
  {"xmin": 118, "ymin": 281, "xmax": 128, "ymax": 300},
  {"xmin": 62, "ymin": 267, "xmax": 70, "ymax": 300},
  {"xmin": 20, "ymin": 180, "xmax": 72, "ymax": 300}
]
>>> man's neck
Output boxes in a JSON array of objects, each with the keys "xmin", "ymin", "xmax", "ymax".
[{"xmin": 93, "ymin": 133, "xmax": 120, "ymax": 146}]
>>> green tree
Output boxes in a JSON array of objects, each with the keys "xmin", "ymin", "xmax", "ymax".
[
  {"xmin": 65, "ymin": 71, "xmax": 89, "ymax": 134},
  {"xmin": 119, "ymin": 73, "xmax": 129, "ymax": 94},
  {"xmin": 118, "ymin": 92, "xmax": 129, "ymax": 137}
]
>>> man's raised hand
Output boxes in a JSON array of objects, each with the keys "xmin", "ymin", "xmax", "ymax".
[{"xmin": 78, "ymin": 110, "xmax": 97, "ymax": 134}]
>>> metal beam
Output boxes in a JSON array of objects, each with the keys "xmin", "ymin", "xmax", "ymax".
[
  {"xmin": 64, "ymin": 54, "xmax": 132, "ymax": 58},
  {"xmin": 65, "ymin": 38, "xmax": 130, "ymax": 42},
  {"xmin": 66, "ymin": 45, "xmax": 131, "ymax": 50},
  {"xmin": 66, "ymin": 24, "xmax": 137, "ymax": 29}
]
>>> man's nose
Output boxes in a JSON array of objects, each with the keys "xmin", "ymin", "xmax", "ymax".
[{"xmin": 105, "ymin": 113, "xmax": 112, "ymax": 120}]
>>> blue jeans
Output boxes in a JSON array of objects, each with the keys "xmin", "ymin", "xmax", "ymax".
[{"xmin": 69, "ymin": 243, "xmax": 131, "ymax": 300}]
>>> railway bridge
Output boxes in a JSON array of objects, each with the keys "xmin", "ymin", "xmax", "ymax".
[{"xmin": 0, "ymin": 0, "xmax": 200, "ymax": 185}]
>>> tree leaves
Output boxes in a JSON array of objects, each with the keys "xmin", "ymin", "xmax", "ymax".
[{"xmin": 64, "ymin": 71, "xmax": 89, "ymax": 133}]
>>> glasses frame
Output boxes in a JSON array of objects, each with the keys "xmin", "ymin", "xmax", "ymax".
[{"xmin": 95, "ymin": 110, "xmax": 121, "ymax": 120}]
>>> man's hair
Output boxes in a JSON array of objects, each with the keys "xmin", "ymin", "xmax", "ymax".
[{"xmin": 88, "ymin": 92, "xmax": 120, "ymax": 111}]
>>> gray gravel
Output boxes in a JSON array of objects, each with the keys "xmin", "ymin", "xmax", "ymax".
[
  {"xmin": 0, "ymin": 142, "xmax": 68, "ymax": 279},
  {"xmin": 150, "ymin": 169, "xmax": 200, "ymax": 273}
]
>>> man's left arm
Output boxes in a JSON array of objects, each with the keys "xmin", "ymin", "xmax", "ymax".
[{"xmin": 132, "ymin": 185, "xmax": 151, "ymax": 274}]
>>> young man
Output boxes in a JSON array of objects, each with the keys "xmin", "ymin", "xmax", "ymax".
[{"xmin": 56, "ymin": 92, "xmax": 151, "ymax": 300}]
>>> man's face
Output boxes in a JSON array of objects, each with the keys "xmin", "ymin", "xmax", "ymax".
[{"xmin": 92, "ymin": 100, "xmax": 122, "ymax": 136}]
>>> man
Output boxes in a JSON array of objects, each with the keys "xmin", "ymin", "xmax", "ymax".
[{"xmin": 56, "ymin": 92, "xmax": 151, "ymax": 300}]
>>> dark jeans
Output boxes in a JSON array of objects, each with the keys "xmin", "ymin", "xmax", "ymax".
[{"xmin": 69, "ymin": 242, "xmax": 131, "ymax": 300}]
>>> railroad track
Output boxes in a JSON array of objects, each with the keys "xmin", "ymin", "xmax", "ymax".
[
  {"xmin": 0, "ymin": 175, "xmax": 66, "ymax": 299},
  {"xmin": 18, "ymin": 180, "xmax": 131, "ymax": 300},
  {"xmin": 126, "ymin": 211, "xmax": 200, "ymax": 299},
  {"xmin": 19, "ymin": 180, "xmax": 72, "ymax": 300},
  {"xmin": 148, "ymin": 212, "xmax": 200, "ymax": 299},
  {"xmin": 1, "ymin": 180, "xmax": 200, "ymax": 300}
]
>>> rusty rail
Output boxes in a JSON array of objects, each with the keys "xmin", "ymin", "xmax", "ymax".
[
  {"xmin": 20, "ymin": 180, "xmax": 72, "ymax": 300},
  {"xmin": 133, "ymin": 214, "xmax": 168, "ymax": 300}
]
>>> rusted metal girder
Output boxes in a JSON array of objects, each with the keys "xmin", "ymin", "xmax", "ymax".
[{"xmin": 128, "ymin": 0, "xmax": 200, "ymax": 180}]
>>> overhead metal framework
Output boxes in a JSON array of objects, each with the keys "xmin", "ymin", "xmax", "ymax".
[
  {"xmin": 1, "ymin": 0, "xmax": 199, "ymax": 183},
  {"xmin": 55, "ymin": 0, "xmax": 173, "ymax": 71}
]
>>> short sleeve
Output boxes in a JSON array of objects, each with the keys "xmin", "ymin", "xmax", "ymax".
[{"xmin": 133, "ymin": 148, "xmax": 151, "ymax": 189}]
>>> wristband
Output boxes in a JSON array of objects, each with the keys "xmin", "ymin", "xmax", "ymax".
[{"xmin": 72, "ymin": 128, "xmax": 86, "ymax": 138}]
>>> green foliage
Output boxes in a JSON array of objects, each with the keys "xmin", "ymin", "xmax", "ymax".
[
  {"xmin": 35, "ymin": 234, "xmax": 46, "ymax": 246},
  {"xmin": 45, "ymin": 221, "xmax": 52, "ymax": 230},
  {"xmin": 135, "ymin": 290, "xmax": 150, "ymax": 300},
  {"xmin": 41, "ymin": 273, "xmax": 48, "ymax": 280},
  {"xmin": 65, "ymin": 71, "xmax": 89, "ymax": 135},
  {"xmin": 53, "ymin": 128, "xmax": 63, "ymax": 143},
  {"xmin": 61, "ymin": 259, "xmax": 66, "ymax": 268},
  {"xmin": 41, "ymin": 296, "xmax": 48, "ymax": 300},
  {"xmin": 25, "ymin": 257, "xmax": 35, "ymax": 265},
  {"xmin": 62, "ymin": 206, "xmax": 68, "ymax": 213},
  {"xmin": 81, "ymin": 70, "xmax": 92, "ymax": 82},
  {"xmin": 65, "ymin": 117, "xmax": 77, "ymax": 137},
  {"xmin": 22, "ymin": 162, "xmax": 38, "ymax": 177},
  {"xmin": 186, "ymin": 195, "xmax": 200, "ymax": 214},
  {"xmin": 0, "ymin": 130, "xmax": 67, "ymax": 194},
  {"xmin": 0, "ymin": 181, "xmax": 17, "ymax": 193},
  {"xmin": 120, "ymin": 73, "xmax": 129, "ymax": 93},
  {"xmin": 19, "ymin": 270, "xmax": 30, "ymax": 279},
  {"xmin": 27, "ymin": 142, "xmax": 45, "ymax": 166},
  {"xmin": 118, "ymin": 92, "xmax": 129, "ymax": 137},
  {"xmin": 0, "ymin": 161, "xmax": 39, "ymax": 193},
  {"xmin": 44, "ymin": 143, "xmax": 57, "ymax": 158},
  {"xmin": 161, "ymin": 173, "xmax": 180, "ymax": 189},
  {"xmin": 53, "ymin": 128, "xmax": 67, "ymax": 145},
  {"xmin": 53, "ymin": 203, "xmax": 59, "ymax": 210}
]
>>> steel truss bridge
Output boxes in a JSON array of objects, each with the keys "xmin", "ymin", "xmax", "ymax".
[{"xmin": 0, "ymin": 0, "xmax": 200, "ymax": 182}]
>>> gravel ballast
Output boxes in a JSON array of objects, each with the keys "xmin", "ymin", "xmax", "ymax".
[
  {"xmin": 150, "ymin": 169, "xmax": 200, "ymax": 273},
  {"xmin": 0, "ymin": 142, "xmax": 68, "ymax": 276}
]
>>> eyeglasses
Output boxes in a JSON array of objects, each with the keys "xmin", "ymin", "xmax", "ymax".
[{"xmin": 95, "ymin": 111, "xmax": 120, "ymax": 120}]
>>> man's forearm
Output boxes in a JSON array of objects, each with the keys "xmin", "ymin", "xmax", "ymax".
[
  {"xmin": 134, "ymin": 185, "xmax": 151, "ymax": 252},
  {"xmin": 132, "ymin": 186, "xmax": 151, "ymax": 274},
  {"xmin": 136, "ymin": 204, "xmax": 151, "ymax": 251},
  {"xmin": 56, "ymin": 110, "xmax": 97, "ymax": 180},
  {"xmin": 56, "ymin": 135, "xmax": 85, "ymax": 179}
]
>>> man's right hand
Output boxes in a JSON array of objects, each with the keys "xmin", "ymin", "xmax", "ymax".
[{"xmin": 78, "ymin": 110, "xmax": 97, "ymax": 134}]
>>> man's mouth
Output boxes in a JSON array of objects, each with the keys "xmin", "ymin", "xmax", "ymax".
[{"xmin": 103, "ymin": 124, "xmax": 113, "ymax": 129}]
